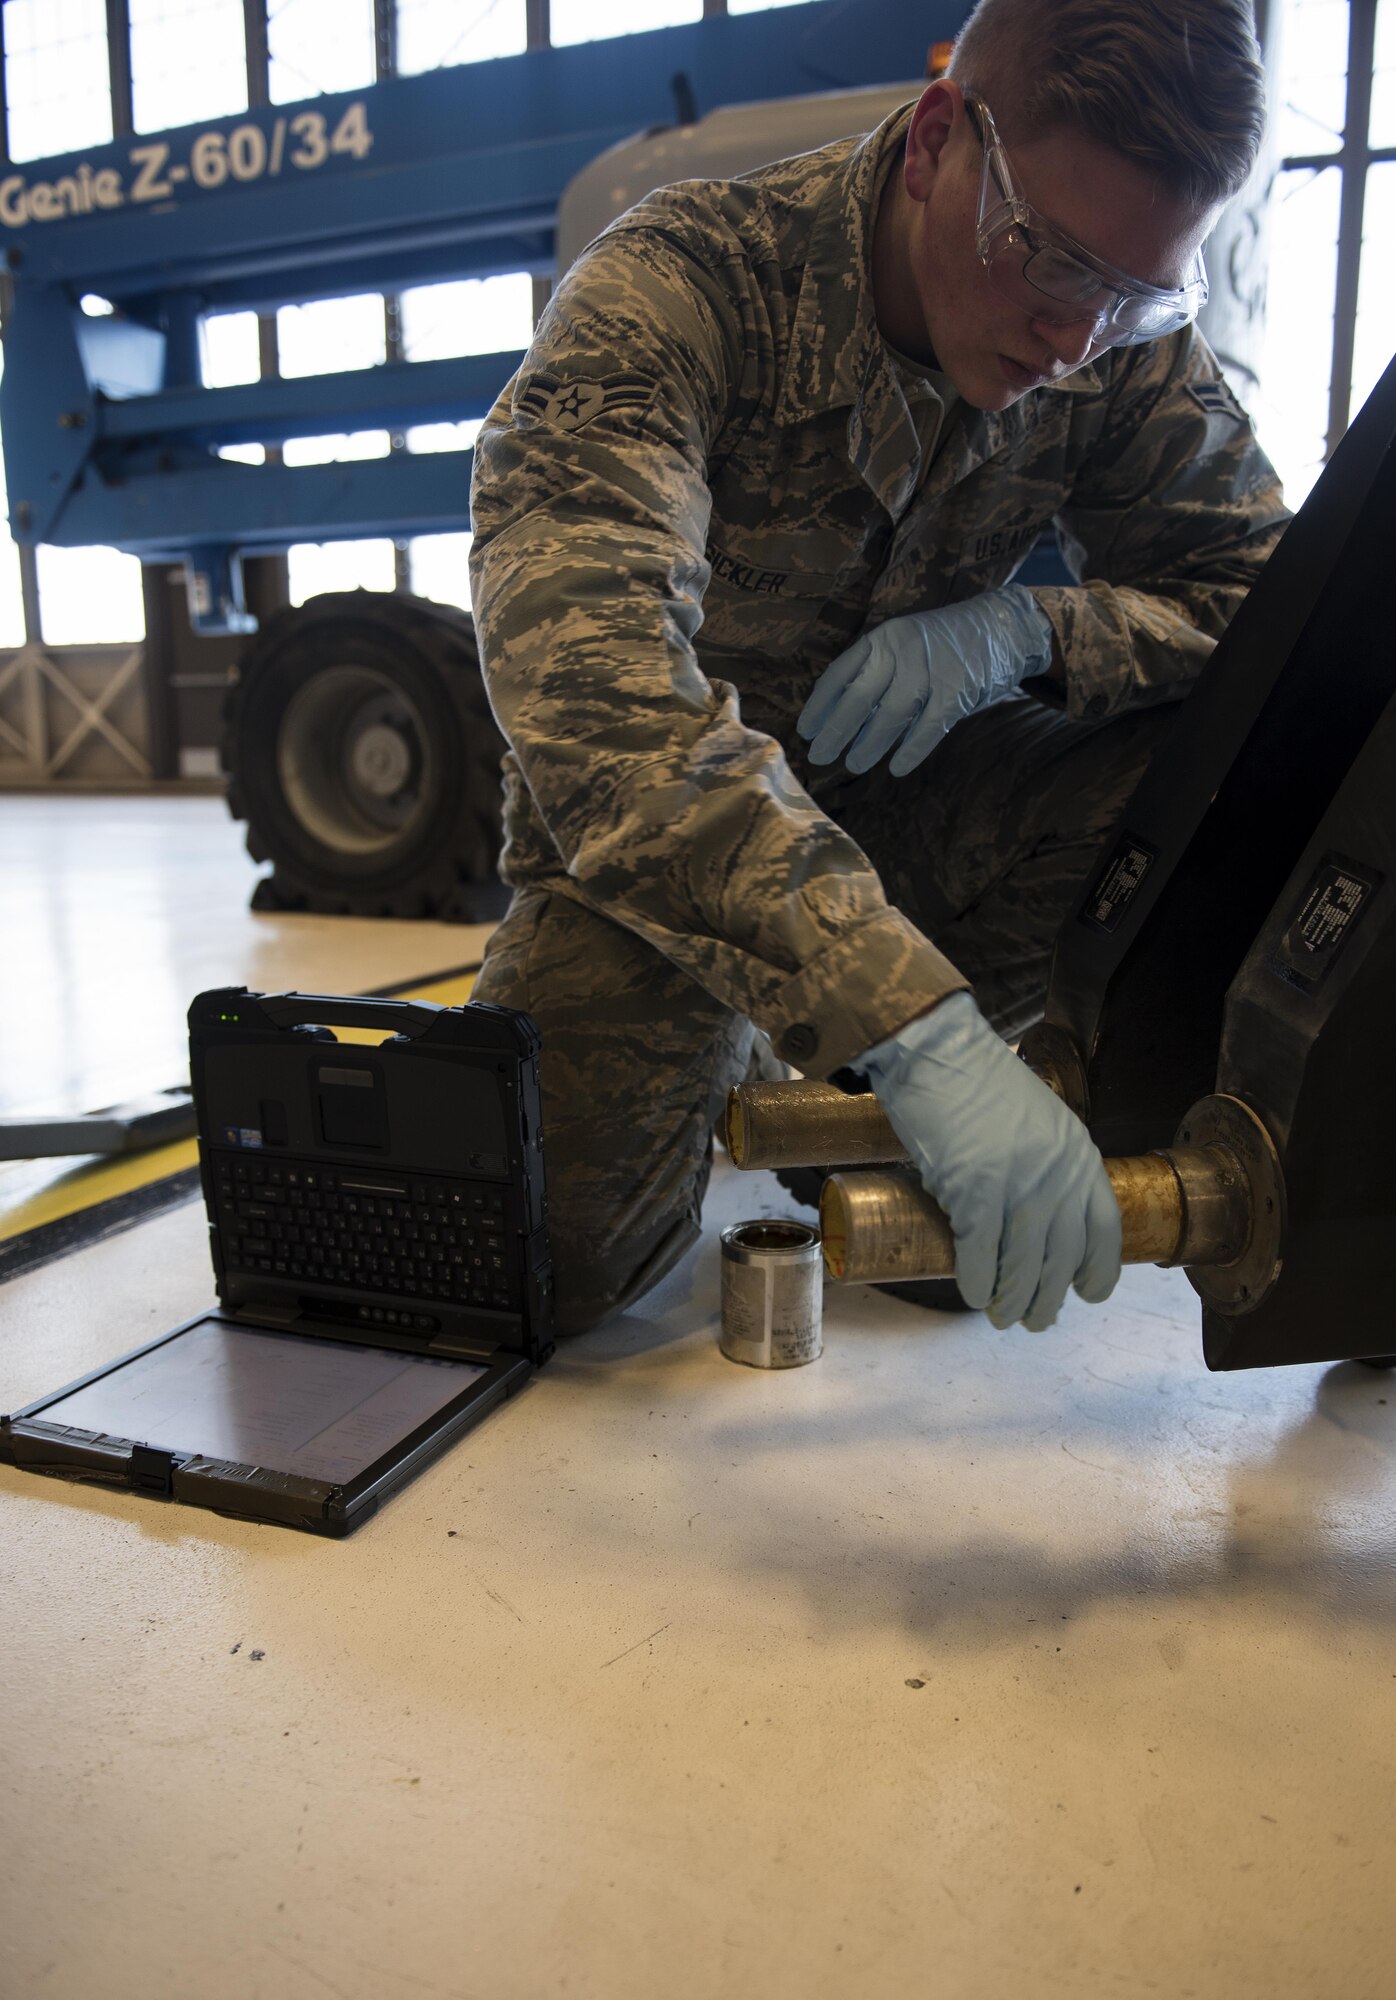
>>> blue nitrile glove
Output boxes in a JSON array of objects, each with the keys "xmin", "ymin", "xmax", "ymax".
[
  {"xmin": 797, "ymin": 585, "xmax": 1055, "ymax": 777},
  {"xmin": 858, "ymin": 992, "xmax": 1121, "ymax": 1331}
]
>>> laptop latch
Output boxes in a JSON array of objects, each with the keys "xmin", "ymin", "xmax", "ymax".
[{"xmin": 129, "ymin": 1445, "xmax": 175, "ymax": 1495}]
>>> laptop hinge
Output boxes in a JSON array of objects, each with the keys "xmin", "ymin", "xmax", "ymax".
[{"xmin": 428, "ymin": 1335, "xmax": 498, "ymax": 1363}]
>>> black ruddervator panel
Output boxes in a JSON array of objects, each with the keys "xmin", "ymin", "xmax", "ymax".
[
  {"xmin": 1042, "ymin": 349, "xmax": 1396, "ymax": 1158},
  {"xmin": 1202, "ymin": 693, "xmax": 1396, "ymax": 1369},
  {"xmin": 0, "ymin": 989, "xmax": 553, "ymax": 1535}
]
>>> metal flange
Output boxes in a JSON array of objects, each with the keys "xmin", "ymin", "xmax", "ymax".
[
  {"xmin": 1016, "ymin": 1021, "xmax": 1090, "ymax": 1123},
  {"xmin": 1174, "ymin": 1094, "xmax": 1287, "ymax": 1316}
]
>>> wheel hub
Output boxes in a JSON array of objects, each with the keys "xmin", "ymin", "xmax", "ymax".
[
  {"xmin": 277, "ymin": 662, "xmax": 434, "ymax": 856},
  {"xmin": 349, "ymin": 718, "xmax": 414, "ymax": 800}
]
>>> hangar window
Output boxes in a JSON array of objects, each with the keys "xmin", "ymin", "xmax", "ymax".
[
  {"xmin": 130, "ymin": 0, "xmax": 246, "ymax": 130},
  {"xmin": 286, "ymin": 535, "xmax": 398, "ymax": 604},
  {"xmin": 2, "ymin": 0, "xmax": 143, "ymax": 646},
  {"xmin": 277, "ymin": 293, "xmax": 388, "ymax": 379},
  {"xmin": 200, "ymin": 310, "xmax": 262, "ymax": 391},
  {"xmin": 405, "ymin": 422, "xmax": 484, "ymax": 455},
  {"xmin": 268, "ymin": 0, "xmax": 376, "ymax": 102},
  {"xmin": 272, "ymin": 294, "xmax": 396, "ymax": 602},
  {"xmin": 1, "ymin": 0, "xmax": 112, "ymax": 161},
  {"xmin": 282, "ymin": 431, "xmax": 393, "ymax": 467},
  {"xmin": 400, "ymin": 274, "xmax": 534, "ymax": 364},
  {"xmin": 396, "ymin": 0, "xmax": 527, "ymax": 69},
  {"xmin": 400, "ymin": 273, "xmax": 534, "ymax": 611},
  {"xmin": 1256, "ymin": 0, "xmax": 1394, "ymax": 505},
  {"xmin": 550, "ymin": 0, "xmax": 702, "ymax": 45},
  {"xmin": 34, "ymin": 543, "xmax": 146, "ymax": 645},
  {"xmin": 408, "ymin": 531, "xmax": 474, "ymax": 612}
]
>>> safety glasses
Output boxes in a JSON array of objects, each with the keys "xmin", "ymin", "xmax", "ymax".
[{"xmin": 966, "ymin": 96, "xmax": 1208, "ymax": 349}]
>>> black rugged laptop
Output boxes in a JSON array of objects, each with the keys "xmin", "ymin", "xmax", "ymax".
[{"xmin": 0, "ymin": 987, "xmax": 553, "ymax": 1536}]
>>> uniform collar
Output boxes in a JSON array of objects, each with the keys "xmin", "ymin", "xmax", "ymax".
[
  {"xmin": 774, "ymin": 106, "xmax": 914, "ymax": 432},
  {"xmin": 774, "ymin": 105, "xmax": 1102, "ymax": 512}
]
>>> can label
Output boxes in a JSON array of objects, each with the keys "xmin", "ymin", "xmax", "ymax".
[{"xmin": 719, "ymin": 1222, "xmax": 823, "ymax": 1368}]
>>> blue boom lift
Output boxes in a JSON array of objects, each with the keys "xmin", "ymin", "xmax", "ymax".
[{"xmin": 0, "ymin": 1, "xmax": 960, "ymax": 916}]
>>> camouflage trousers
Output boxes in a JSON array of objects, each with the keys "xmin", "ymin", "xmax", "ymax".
[{"xmin": 474, "ymin": 693, "xmax": 1176, "ymax": 1333}]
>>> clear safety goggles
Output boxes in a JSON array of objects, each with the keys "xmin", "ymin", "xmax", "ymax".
[{"xmin": 966, "ymin": 96, "xmax": 1208, "ymax": 349}]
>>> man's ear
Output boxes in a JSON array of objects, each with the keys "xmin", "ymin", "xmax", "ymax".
[{"xmin": 904, "ymin": 79, "xmax": 963, "ymax": 203}]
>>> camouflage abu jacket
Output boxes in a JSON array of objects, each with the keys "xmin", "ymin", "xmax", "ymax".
[{"xmin": 468, "ymin": 105, "xmax": 1289, "ymax": 1080}]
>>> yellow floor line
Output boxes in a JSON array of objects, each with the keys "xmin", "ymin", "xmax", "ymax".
[{"xmin": 0, "ymin": 972, "xmax": 478, "ymax": 1246}]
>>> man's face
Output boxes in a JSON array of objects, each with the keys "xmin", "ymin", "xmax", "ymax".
[{"xmin": 892, "ymin": 82, "xmax": 1219, "ymax": 411}]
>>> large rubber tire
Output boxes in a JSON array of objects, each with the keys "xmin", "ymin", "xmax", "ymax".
[{"xmin": 222, "ymin": 590, "xmax": 509, "ymax": 921}]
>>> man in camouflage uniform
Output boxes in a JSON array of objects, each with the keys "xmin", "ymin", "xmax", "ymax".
[{"xmin": 468, "ymin": 0, "xmax": 1289, "ymax": 1336}]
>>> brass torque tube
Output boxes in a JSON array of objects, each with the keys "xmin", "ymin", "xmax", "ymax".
[
  {"xmin": 728, "ymin": 1076, "xmax": 1277, "ymax": 1300},
  {"xmin": 820, "ymin": 1147, "xmax": 1251, "ymax": 1285},
  {"xmin": 726, "ymin": 1079, "xmax": 908, "ymax": 1171},
  {"xmin": 726, "ymin": 1070, "xmax": 1061, "ymax": 1173}
]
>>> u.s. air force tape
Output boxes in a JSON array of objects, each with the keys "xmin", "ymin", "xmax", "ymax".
[{"xmin": 514, "ymin": 372, "xmax": 658, "ymax": 432}]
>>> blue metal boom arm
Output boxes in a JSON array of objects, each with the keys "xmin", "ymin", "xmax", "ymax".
[{"xmin": 0, "ymin": 0, "xmax": 952, "ymax": 628}]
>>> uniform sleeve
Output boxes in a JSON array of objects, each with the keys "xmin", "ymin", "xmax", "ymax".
[
  {"xmin": 1032, "ymin": 328, "xmax": 1291, "ymax": 721},
  {"xmin": 468, "ymin": 223, "xmax": 966, "ymax": 1077}
]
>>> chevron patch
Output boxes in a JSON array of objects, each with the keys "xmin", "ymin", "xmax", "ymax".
[
  {"xmin": 514, "ymin": 371, "xmax": 658, "ymax": 432},
  {"xmin": 1187, "ymin": 377, "xmax": 1248, "ymax": 425}
]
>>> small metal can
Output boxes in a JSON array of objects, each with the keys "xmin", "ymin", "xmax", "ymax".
[{"xmin": 719, "ymin": 1219, "xmax": 823, "ymax": 1368}]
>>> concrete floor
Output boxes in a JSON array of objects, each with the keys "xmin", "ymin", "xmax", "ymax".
[
  {"xmin": 0, "ymin": 793, "xmax": 491, "ymax": 1233},
  {"xmin": 2, "ymin": 796, "xmax": 1395, "ymax": 2000},
  {"xmin": 0, "ymin": 793, "xmax": 491, "ymax": 1122}
]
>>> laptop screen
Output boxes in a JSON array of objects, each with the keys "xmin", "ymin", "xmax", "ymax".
[{"xmin": 37, "ymin": 1317, "xmax": 486, "ymax": 1486}]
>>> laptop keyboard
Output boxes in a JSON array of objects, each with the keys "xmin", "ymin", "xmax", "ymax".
[{"xmin": 211, "ymin": 1153, "xmax": 516, "ymax": 1317}]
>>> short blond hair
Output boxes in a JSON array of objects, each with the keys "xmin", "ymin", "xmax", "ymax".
[{"xmin": 950, "ymin": 0, "xmax": 1265, "ymax": 206}]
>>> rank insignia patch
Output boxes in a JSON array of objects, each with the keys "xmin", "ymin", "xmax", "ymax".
[
  {"xmin": 515, "ymin": 372, "xmax": 658, "ymax": 432},
  {"xmin": 1187, "ymin": 377, "xmax": 1248, "ymax": 425}
]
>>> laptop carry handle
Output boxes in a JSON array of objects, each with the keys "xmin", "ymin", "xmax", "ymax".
[
  {"xmin": 256, "ymin": 992, "xmax": 441, "ymax": 1039},
  {"xmin": 190, "ymin": 987, "xmax": 540, "ymax": 1059}
]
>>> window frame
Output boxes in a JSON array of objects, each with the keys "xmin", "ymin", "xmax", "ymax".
[{"xmin": 1279, "ymin": 0, "xmax": 1392, "ymax": 456}]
